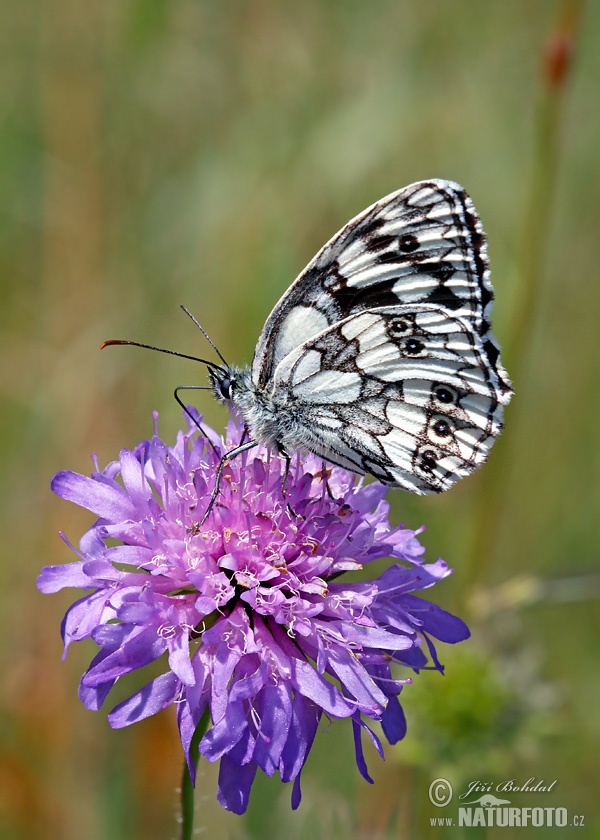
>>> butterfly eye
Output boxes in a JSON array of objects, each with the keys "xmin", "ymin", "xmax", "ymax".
[{"xmin": 218, "ymin": 377, "xmax": 233, "ymax": 400}]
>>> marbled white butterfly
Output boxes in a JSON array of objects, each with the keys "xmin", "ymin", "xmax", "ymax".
[
  {"xmin": 210, "ymin": 179, "xmax": 511, "ymax": 492},
  {"xmin": 105, "ymin": 180, "xmax": 512, "ymax": 510}
]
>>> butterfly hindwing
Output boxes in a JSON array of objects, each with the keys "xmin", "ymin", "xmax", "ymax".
[{"xmin": 269, "ymin": 304, "xmax": 506, "ymax": 493}]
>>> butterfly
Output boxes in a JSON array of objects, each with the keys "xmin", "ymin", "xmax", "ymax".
[
  {"xmin": 203, "ymin": 179, "xmax": 512, "ymax": 496},
  {"xmin": 105, "ymin": 179, "xmax": 512, "ymax": 512}
]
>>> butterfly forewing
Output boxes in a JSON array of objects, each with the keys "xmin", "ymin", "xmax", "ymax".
[{"xmin": 252, "ymin": 180, "xmax": 510, "ymax": 400}]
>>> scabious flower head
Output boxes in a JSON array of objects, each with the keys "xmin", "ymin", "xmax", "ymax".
[{"xmin": 39, "ymin": 411, "xmax": 469, "ymax": 814}]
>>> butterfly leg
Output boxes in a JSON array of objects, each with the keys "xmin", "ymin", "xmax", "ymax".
[
  {"xmin": 194, "ymin": 439, "xmax": 259, "ymax": 528},
  {"xmin": 280, "ymin": 454, "xmax": 305, "ymax": 520},
  {"xmin": 317, "ymin": 461, "xmax": 339, "ymax": 501}
]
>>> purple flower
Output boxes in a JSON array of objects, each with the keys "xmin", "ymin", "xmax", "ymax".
[{"xmin": 39, "ymin": 412, "xmax": 469, "ymax": 814}]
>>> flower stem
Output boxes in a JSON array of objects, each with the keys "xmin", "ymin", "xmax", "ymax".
[
  {"xmin": 180, "ymin": 707, "xmax": 211, "ymax": 840},
  {"xmin": 463, "ymin": 0, "xmax": 585, "ymax": 593}
]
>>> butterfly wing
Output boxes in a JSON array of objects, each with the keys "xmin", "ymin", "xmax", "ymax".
[
  {"xmin": 252, "ymin": 179, "xmax": 511, "ymax": 400},
  {"xmin": 268, "ymin": 304, "xmax": 510, "ymax": 493}
]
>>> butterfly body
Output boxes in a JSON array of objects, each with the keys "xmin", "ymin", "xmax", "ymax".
[
  {"xmin": 211, "ymin": 365, "xmax": 288, "ymax": 451},
  {"xmin": 212, "ymin": 179, "xmax": 511, "ymax": 495}
]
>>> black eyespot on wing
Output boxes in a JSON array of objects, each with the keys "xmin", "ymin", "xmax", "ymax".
[
  {"xmin": 432, "ymin": 418, "xmax": 452, "ymax": 437},
  {"xmin": 387, "ymin": 316, "xmax": 413, "ymax": 338},
  {"xmin": 402, "ymin": 337, "xmax": 426, "ymax": 356},
  {"xmin": 433, "ymin": 384, "xmax": 458, "ymax": 405},
  {"xmin": 419, "ymin": 449, "xmax": 438, "ymax": 473}
]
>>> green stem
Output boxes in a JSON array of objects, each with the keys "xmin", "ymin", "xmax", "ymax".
[
  {"xmin": 462, "ymin": 0, "xmax": 585, "ymax": 594},
  {"xmin": 180, "ymin": 707, "xmax": 211, "ymax": 840},
  {"xmin": 506, "ymin": 2, "xmax": 585, "ymax": 376}
]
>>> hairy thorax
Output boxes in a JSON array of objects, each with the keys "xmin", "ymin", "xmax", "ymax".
[{"xmin": 213, "ymin": 366, "xmax": 298, "ymax": 454}]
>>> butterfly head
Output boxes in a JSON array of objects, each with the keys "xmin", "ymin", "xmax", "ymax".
[{"xmin": 210, "ymin": 364, "xmax": 252, "ymax": 407}]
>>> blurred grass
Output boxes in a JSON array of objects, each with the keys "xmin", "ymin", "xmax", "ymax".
[{"xmin": 1, "ymin": 1, "xmax": 599, "ymax": 838}]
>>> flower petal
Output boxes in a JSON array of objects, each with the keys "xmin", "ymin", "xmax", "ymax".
[
  {"xmin": 51, "ymin": 471, "xmax": 137, "ymax": 522},
  {"xmin": 401, "ymin": 594, "xmax": 471, "ymax": 643},
  {"xmin": 200, "ymin": 700, "xmax": 247, "ymax": 761},
  {"xmin": 380, "ymin": 695, "xmax": 407, "ymax": 744},
  {"xmin": 280, "ymin": 694, "xmax": 320, "ymax": 783},
  {"xmin": 82, "ymin": 625, "xmax": 166, "ymax": 685},
  {"xmin": 37, "ymin": 561, "xmax": 90, "ymax": 593},
  {"xmin": 109, "ymin": 672, "xmax": 180, "ymax": 727},
  {"xmin": 253, "ymin": 682, "xmax": 293, "ymax": 776},
  {"xmin": 217, "ymin": 750, "xmax": 257, "ymax": 815},
  {"xmin": 288, "ymin": 657, "xmax": 355, "ymax": 717}
]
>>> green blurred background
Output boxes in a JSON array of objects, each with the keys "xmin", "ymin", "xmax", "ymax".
[{"xmin": 2, "ymin": 1, "xmax": 598, "ymax": 838}]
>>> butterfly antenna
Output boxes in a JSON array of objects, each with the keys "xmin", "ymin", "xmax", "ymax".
[
  {"xmin": 100, "ymin": 339, "xmax": 227, "ymax": 375},
  {"xmin": 180, "ymin": 305, "xmax": 230, "ymax": 369}
]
